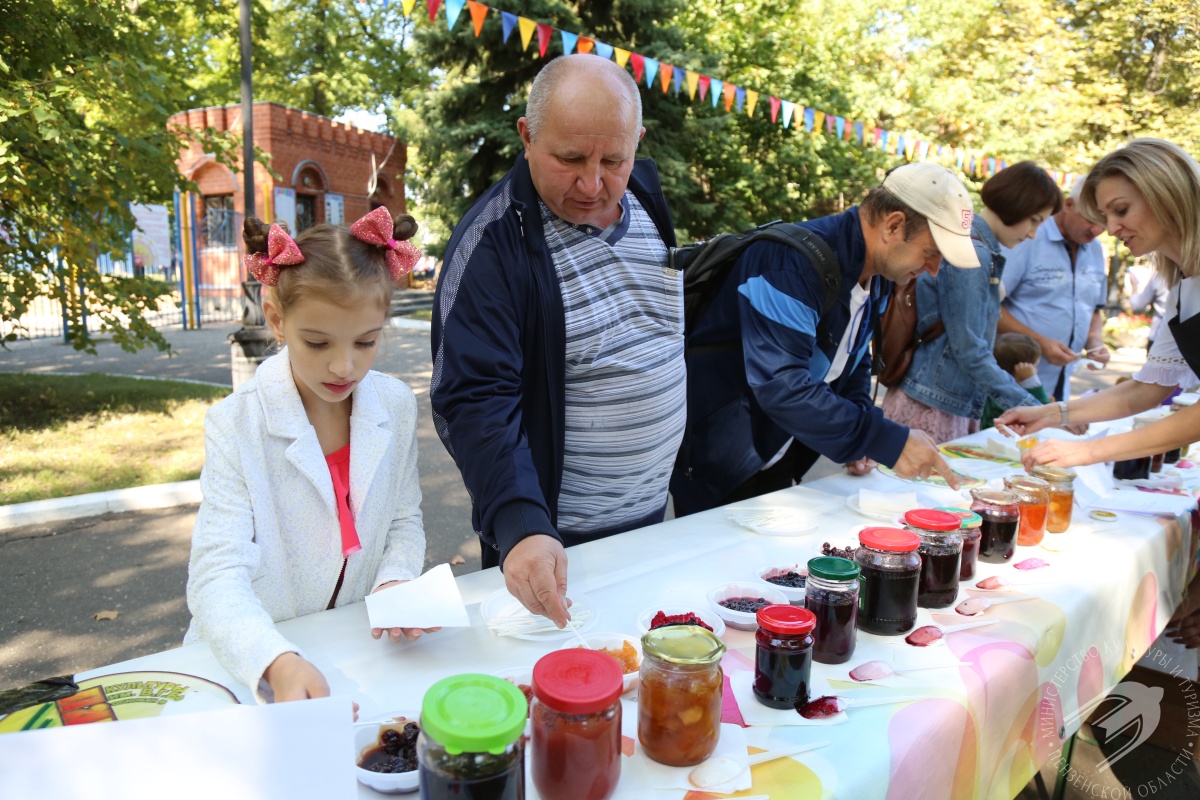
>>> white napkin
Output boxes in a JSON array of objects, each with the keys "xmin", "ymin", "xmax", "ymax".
[
  {"xmin": 364, "ymin": 563, "xmax": 470, "ymax": 629},
  {"xmin": 623, "ymin": 723, "xmax": 751, "ymax": 794},
  {"xmin": 985, "ymin": 436, "xmax": 1020, "ymax": 462},
  {"xmin": 728, "ymin": 671, "xmax": 841, "ymax": 727},
  {"xmin": 858, "ymin": 488, "xmax": 918, "ymax": 516}
]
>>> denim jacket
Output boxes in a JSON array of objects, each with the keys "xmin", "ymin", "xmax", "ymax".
[{"xmin": 898, "ymin": 216, "xmax": 1043, "ymax": 419}]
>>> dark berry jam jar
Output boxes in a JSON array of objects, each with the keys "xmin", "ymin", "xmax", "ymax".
[
  {"xmin": 418, "ymin": 674, "xmax": 527, "ymax": 800},
  {"xmin": 970, "ymin": 488, "xmax": 1020, "ymax": 563},
  {"xmin": 530, "ymin": 649, "xmax": 623, "ymax": 800},
  {"xmin": 935, "ymin": 506, "xmax": 982, "ymax": 581},
  {"xmin": 854, "ymin": 527, "xmax": 921, "ymax": 636},
  {"xmin": 753, "ymin": 605, "xmax": 816, "ymax": 709},
  {"xmin": 903, "ymin": 509, "xmax": 963, "ymax": 609},
  {"xmin": 803, "ymin": 556, "xmax": 859, "ymax": 664}
]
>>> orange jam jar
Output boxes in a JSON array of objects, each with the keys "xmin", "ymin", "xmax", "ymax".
[
  {"xmin": 1031, "ymin": 466, "xmax": 1076, "ymax": 533},
  {"xmin": 637, "ymin": 625, "xmax": 725, "ymax": 767},
  {"xmin": 1004, "ymin": 474, "xmax": 1051, "ymax": 547}
]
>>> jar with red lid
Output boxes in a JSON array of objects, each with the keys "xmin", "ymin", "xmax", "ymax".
[
  {"xmin": 530, "ymin": 649, "xmax": 623, "ymax": 800},
  {"xmin": 935, "ymin": 506, "xmax": 983, "ymax": 580},
  {"xmin": 853, "ymin": 527, "xmax": 921, "ymax": 635},
  {"xmin": 753, "ymin": 605, "xmax": 816, "ymax": 709},
  {"xmin": 902, "ymin": 509, "xmax": 964, "ymax": 609},
  {"xmin": 970, "ymin": 488, "xmax": 1020, "ymax": 563},
  {"xmin": 1004, "ymin": 474, "xmax": 1051, "ymax": 547}
]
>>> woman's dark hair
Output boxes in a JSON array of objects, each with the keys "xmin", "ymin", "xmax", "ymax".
[
  {"xmin": 993, "ymin": 333, "xmax": 1042, "ymax": 374},
  {"xmin": 980, "ymin": 161, "xmax": 1064, "ymax": 226},
  {"xmin": 242, "ymin": 212, "xmax": 418, "ymax": 312}
]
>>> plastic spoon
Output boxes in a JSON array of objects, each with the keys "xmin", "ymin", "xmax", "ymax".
[
  {"xmin": 849, "ymin": 660, "xmax": 970, "ymax": 681},
  {"xmin": 904, "ymin": 620, "xmax": 998, "ymax": 647},
  {"xmin": 687, "ymin": 741, "xmax": 831, "ymax": 789},
  {"xmin": 955, "ymin": 595, "xmax": 1034, "ymax": 616},
  {"xmin": 797, "ymin": 694, "xmax": 933, "ymax": 719}
]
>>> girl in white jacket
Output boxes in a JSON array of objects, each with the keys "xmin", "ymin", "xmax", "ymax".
[{"xmin": 185, "ymin": 206, "xmax": 431, "ymax": 703}]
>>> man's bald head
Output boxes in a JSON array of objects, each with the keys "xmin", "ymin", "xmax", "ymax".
[{"xmin": 524, "ymin": 54, "xmax": 642, "ymax": 143}]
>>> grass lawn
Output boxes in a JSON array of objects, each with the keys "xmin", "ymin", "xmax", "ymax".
[
  {"xmin": 0, "ymin": 373, "xmax": 229, "ymax": 504},
  {"xmin": 405, "ymin": 309, "xmax": 433, "ymax": 322}
]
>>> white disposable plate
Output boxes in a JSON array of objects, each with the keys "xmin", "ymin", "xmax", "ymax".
[
  {"xmin": 724, "ymin": 507, "xmax": 820, "ymax": 537},
  {"xmin": 479, "ymin": 588, "xmax": 598, "ymax": 641},
  {"xmin": 558, "ymin": 632, "xmax": 643, "ymax": 693},
  {"xmin": 845, "ymin": 494, "xmax": 907, "ymax": 522},
  {"xmin": 636, "ymin": 604, "xmax": 727, "ymax": 638}
]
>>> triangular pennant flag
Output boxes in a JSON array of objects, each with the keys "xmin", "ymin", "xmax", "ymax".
[
  {"xmin": 468, "ymin": 1, "xmax": 488, "ymax": 36},
  {"xmin": 904, "ymin": 137, "xmax": 916, "ymax": 160},
  {"xmin": 723, "ymin": 82, "xmax": 736, "ymax": 112},
  {"xmin": 518, "ymin": 17, "xmax": 536, "ymax": 51},
  {"xmin": 560, "ymin": 30, "xmax": 578, "ymax": 55},
  {"xmin": 744, "ymin": 89, "xmax": 758, "ymax": 117},
  {"xmin": 803, "ymin": 107, "xmax": 814, "ymax": 132},
  {"xmin": 999, "ymin": 159, "xmax": 1007, "ymax": 171},
  {"xmin": 987, "ymin": 157, "xmax": 996, "ymax": 176},
  {"xmin": 594, "ymin": 41, "xmax": 614, "ymax": 59},
  {"xmin": 735, "ymin": 87, "xmax": 746, "ymax": 113},
  {"xmin": 769, "ymin": 96, "xmax": 781, "ymax": 124},
  {"xmin": 644, "ymin": 58, "xmax": 659, "ymax": 88},
  {"xmin": 812, "ymin": 110, "xmax": 824, "ymax": 132},
  {"xmin": 826, "ymin": 113, "xmax": 835, "ymax": 134},
  {"xmin": 917, "ymin": 140, "xmax": 930, "ymax": 161},
  {"xmin": 880, "ymin": 130, "xmax": 889, "ymax": 151},
  {"xmin": 577, "ymin": 36, "xmax": 594, "ymax": 54},
  {"xmin": 781, "ymin": 101, "xmax": 795, "ymax": 129},
  {"xmin": 698, "ymin": 75, "xmax": 711, "ymax": 101},
  {"xmin": 402, "ymin": 0, "xmax": 419, "ymax": 16},
  {"xmin": 937, "ymin": 144, "xmax": 944, "ymax": 156},
  {"xmin": 835, "ymin": 116, "xmax": 845, "ymax": 139},
  {"xmin": 659, "ymin": 63, "xmax": 674, "ymax": 93},
  {"xmin": 873, "ymin": 127, "xmax": 882, "ymax": 147},
  {"xmin": 895, "ymin": 135, "xmax": 905, "ymax": 156},
  {"xmin": 614, "ymin": 48, "xmax": 631, "ymax": 68},
  {"xmin": 428, "ymin": 0, "xmax": 442, "ymax": 23},
  {"xmin": 445, "ymin": 0, "xmax": 465, "ymax": 29},
  {"xmin": 536, "ymin": 23, "xmax": 552, "ymax": 57},
  {"xmin": 673, "ymin": 66, "xmax": 684, "ymax": 94},
  {"xmin": 968, "ymin": 155, "xmax": 976, "ymax": 174},
  {"xmin": 855, "ymin": 121, "xmax": 863, "ymax": 143},
  {"xmin": 686, "ymin": 71, "xmax": 699, "ymax": 99},
  {"xmin": 629, "ymin": 52, "xmax": 645, "ymax": 83},
  {"xmin": 709, "ymin": 79, "xmax": 722, "ymax": 107},
  {"xmin": 501, "ymin": 10, "xmax": 517, "ymax": 42},
  {"xmin": 956, "ymin": 149, "xmax": 965, "ymax": 169}
]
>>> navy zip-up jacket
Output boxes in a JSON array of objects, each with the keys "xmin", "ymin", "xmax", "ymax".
[
  {"xmin": 430, "ymin": 153, "xmax": 677, "ymax": 566},
  {"xmin": 670, "ymin": 207, "xmax": 910, "ymax": 511}
]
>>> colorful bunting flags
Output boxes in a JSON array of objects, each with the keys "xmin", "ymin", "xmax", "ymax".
[
  {"xmin": 745, "ymin": 89, "xmax": 759, "ymax": 118},
  {"xmin": 614, "ymin": 48, "xmax": 631, "ymax": 68},
  {"xmin": 686, "ymin": 71, "xmax": 699, "ymax": 100},
  {"xmin": 644, "ymin": 58, "xmax": 659, "ymax": 89},
  {"xmin": 445, "ymin": 0, "xmax": 465, "ymax": 30},
  {"xmin": 835, "ymin": 116, "xmax": 845, "ymax": 140},
  {"xmin": 594, "ymin": 41, "xmax": 613, "ymax": 59},
  {"xmin": 710, "ymin": 79, "xmax": 722, "ymax": 108},
  {"xmin": 673, "ymin": 67, "xmax": 684, "ymax": 95},
  {"xmin": 698, "ymin": 75, "xmax": 711, "ymax": 101},
  {"xmin": 577, "ymin": 36, "xmax": 594, "ymax": 54},
  {"xmin": 428, "ymin": 0, "xmax": 442, "ymax": 23},
  {"xmin": 536, "ymin": 22, "xmax": 552, "ymax": 57},
  {"xmin": 659, "ymin": 63, "xmax": 674, "ymax": 93},
  {"xmin": 518, "ymin": 16, "xmax": 536, "ymax": 51},
  {"xmin": 723, "ymin": 82, "xmax": 736, "ymax": 112},
  {"xmin": 781, "ymin": 101, "xmax": 794, "ymax": 129},
  {"xmin": 468, "ymin": 1, "xmax": 488, "ymax": 36},
  {"xmin": 560, "ymin": 30, "xmax": 578, "ymax": 55},
  {"xmin": 629, "ymin": 52, "xmax": 644, "ymax": 83},
  {"xmin": 803, "ymin": 107, "xmax": 814, "ymax": 133},
  {"xmin": 769, "ymin": 96, "xmax": 781, "ymax": 124},
  {"xmin": 735, "ymin": 86, "xmax": 745, "ymax": 114},
  {"xmin": 402, "ymin": 0, "xmax": 418, "ymax": 16},
  {"xmin": 500, "ymin": 10, "xmax": 517, "ymax": 43}
]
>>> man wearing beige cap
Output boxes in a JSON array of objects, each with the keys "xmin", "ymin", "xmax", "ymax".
[{"xmin": 671, "ymin": 162, "xmax": 979, "ymax": 515}]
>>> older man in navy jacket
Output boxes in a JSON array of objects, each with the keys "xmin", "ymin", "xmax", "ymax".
[
  {"xmin": 432, "ymin": 55, "xmax": 680, "ymax": 626},
  {"xmin": 671, "ymin": 164, "xmax": 978, "ymax": 515}
]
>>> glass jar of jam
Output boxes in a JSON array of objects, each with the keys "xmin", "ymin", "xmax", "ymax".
[
  {"xmin": 903, "ymin": 509, "xmax": 964, "ymax": 608},
  {"xmin": 804, "ymin": 556, "xmax": 859, "ymax": 664},
  {"xmin": 530, "ymin": 649, "xmax": 623, "ymax": 800},
  {"xmin": 1031, "ymin": 466, "xmax": 1077, "ymax": 533},
  {"xmin": 970, "ymin": 488, "xmax": 1020, "ymax": 563},
  {"xmin": 638, "ymin": 625, "xmax": 725, "ymax": 767},
  {"xmin": 1166, "ymin": 392, "xmax": 1199, "ymax": 463},
  {"xmin": 935, "ymin": 506, "xmax": 982, "ymax": 580},
  {"xmin": 854, "ymin": 526, "xmax": 921, "ymax": 635},
  {"xmin": 1112, "ymin": 413, "xmax": 1159, "ymax": 480},
  {"xmin": 1004, "ymin": 474, "xmax": 1051, "ymax": 547},
  {"xmin": 754, "ymin": 604, "xmax": 816, "ymax": 708},
  {"xmin": 418, "ymin": 674, "xmax": 527, "ymax": 800}
]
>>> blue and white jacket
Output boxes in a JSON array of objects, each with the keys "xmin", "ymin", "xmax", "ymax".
[
  {"xmin": 670, "ymin": 207, "xmax": 910, "ymax": 509},
  {"xmin": 430, "ymin": 153, "xmax": 676, "ymax": 564}
]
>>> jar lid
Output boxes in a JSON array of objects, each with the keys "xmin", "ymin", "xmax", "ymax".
[
  {"xmin": 641, "ymin": 625, "xmax": 726, "ymax": 666},
  {"xmin": 420, "ymin": 674, "xmax": 528, "ymax": 756},
  {"xmin": 934, "ymin": 506, "xmax": 982, "ymax": 529},
  {"xmin": 857, "ymin": 526, "xmax": 920, "ymax": 553},
  {"xmin": 1004, "ymin": 474, "xmax": 1051, "ymax": 491},
  {"xmin": 969, "ymin": 488, "xmax": 1018, "ymax": 505},
  {"xmin": 532, "ymin": 649, "xmax": 623, "ymax": 715},
  {"xmin": 902, "ymin": 508, "xmax": 962, "ymax": 532},
  {"xmin": 806, "ymin": 555, "xmax": 860, "ymax": 581},
  {"xmin": 1172, "ymin": 392, "xmax": 1200, "ymax": 407},
  {"xmin": 756, "ymin": 604, "xmax": 816, "ymax": 635},
  {"xmin": 1031, "ymin": 466, "xmax": 1076, "ymax": 483}
]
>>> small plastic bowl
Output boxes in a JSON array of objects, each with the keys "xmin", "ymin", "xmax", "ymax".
[
  {"xmin": 707, "ymin": 582, "xmax": 790, "ymax": 631},
  {"xmin": 636, "ymin": 604, "xmax": 727, "ymax": 638},
  {"xmin": 558, "ymin": 632, "xmax": 643, "ymax": 693},
  {"xmin": 355, "ymin": 711, "xmax": 421, "ymax": 794},
  {"xmin": 755, "ymin": 563, "xmax": 808, "ymax": 604}
]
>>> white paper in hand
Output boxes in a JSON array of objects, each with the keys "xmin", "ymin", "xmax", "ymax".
[{"xmin": 365, "ymin": 563, "xmax": 470, "ymax": 629}]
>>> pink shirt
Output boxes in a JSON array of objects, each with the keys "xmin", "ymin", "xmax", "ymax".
[{"xmin": 325, "ymin": 444, "xmax": 362, "ymax": 557}]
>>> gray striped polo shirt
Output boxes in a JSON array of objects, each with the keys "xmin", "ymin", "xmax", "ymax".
[{"xmin": 541, "ymin": 194, "xmax": 686, "ymax": 534}]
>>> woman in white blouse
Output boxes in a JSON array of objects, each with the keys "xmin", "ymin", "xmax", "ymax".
[{"xmin": 997, "ymin": 139, "xmax": 1200, "ymax": 468}]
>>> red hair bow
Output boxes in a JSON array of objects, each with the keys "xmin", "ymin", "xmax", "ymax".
[
  {"xmin": 350, "ymin": 206, "xmax": 421, "ymax": 280},
  {"xmin": 244, "ymin": 224, "xmax": 305, "ymax": 286}
]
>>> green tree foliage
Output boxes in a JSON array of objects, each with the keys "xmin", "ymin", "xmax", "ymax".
[{"xmin": 0, "ymin": 0, "xmax": 246, "ymax": 352}]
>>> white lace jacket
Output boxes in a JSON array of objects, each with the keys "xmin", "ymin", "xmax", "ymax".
[{"xmin": 1135, "ymin": 276, "xmax": 1200, "ymax": 389}]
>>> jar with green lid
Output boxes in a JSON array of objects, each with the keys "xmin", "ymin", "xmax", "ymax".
[
  {"xmin": 935, "ymin": 506, "xmax": 982, "ymax": 581},
  {"xmin": 638, "ymin": 625, "xmax": 725, "ymax": 766},
  {"xmin": 1031, "ymin": 466, "xmax": 1077, "ymax": 533},
  {"xmin": 803, "ymin": 556, "xmax": 859, "ymax": 664},
  {"xmin": 418, "ymin": 674, "xmax": 527, "ymax": 800}
]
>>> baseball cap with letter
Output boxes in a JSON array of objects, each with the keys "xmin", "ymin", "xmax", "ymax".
[{"xmin": 881, "ymin": 163, "xmax": 980, "ymax": 268}]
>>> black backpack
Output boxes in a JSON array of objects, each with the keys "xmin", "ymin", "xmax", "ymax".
[{"xmin": 669, "ymin": 220, "xmax": 842, "ymax": 337}]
